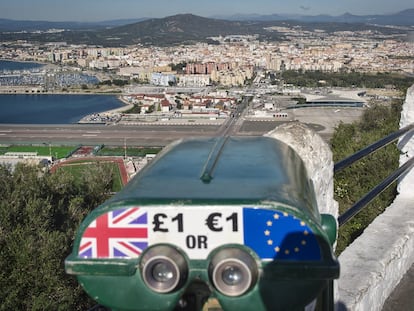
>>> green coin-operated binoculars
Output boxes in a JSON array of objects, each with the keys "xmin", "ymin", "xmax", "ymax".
[{"xmin": 65, "ymin": 136, "xmax": 339, "ymax": 311}]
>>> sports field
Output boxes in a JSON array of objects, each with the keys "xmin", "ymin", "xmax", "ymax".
[{"xmin": 56, "ymin": 159, "xmax": 124, "ymax": 192}]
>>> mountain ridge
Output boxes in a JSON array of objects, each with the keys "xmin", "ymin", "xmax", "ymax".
[
  {"xmin": 0, "ymin": 12, "xmax": 412, "ymax": 47},
  {"xmin": 101, "ymin": 14, "xmax": 264, "ymax": 45},
  {"xmin": 214, "ymin": 9, "xmax": 414, "ymax": 25},
  {"xmin": 0, "ymin": 18, "xmax": 148, "ymax": 32},
  {"xmin": 0, "ymin": 9, "xmax": 412, "ymax": 32},
  {"xmin": 95, "ymin": 12, "xmax": 412, "ymax": 46}
]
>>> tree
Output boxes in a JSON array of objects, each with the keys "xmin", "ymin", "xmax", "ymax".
[
  {"xmin": 281, "ymin": 70, "xmax": 414, "ymax": 89},
  {"xmin": 170, "ymin": 61, "xmax": 187, "ymax": 73},
  {"xmin": 175, "ymin": 99, "xmax": 183, "ymax": 110},
  {"xmin": 112, "ymin": 79, "xmax": 129, "ymax": 87},
  {"xmin": 146, "ymin": 104, "xmax": 155, "ymax": 114},
  {"xmin": 0, "ymin": 163, "xmax": 115, "ymax": 310}
]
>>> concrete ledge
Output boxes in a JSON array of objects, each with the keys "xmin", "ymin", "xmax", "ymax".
[{"xmin": 337, "ymin": 196, "xmax": 414, "ymax": 310}]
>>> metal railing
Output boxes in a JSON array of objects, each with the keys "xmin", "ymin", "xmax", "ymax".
[{"xmin": 335, "ymin": 123, "xmax": 414, "ymax": 226}]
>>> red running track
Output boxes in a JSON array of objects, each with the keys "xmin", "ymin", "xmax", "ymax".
[{"xmin": 51, "ymin": 157, "xmax": 129, "ymax": 186}]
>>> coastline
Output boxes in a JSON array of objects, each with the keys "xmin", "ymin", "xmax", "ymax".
[
  {"xmin": 77, "ymin": 95, "xmax": 134, "ymax": 124},
  {"xmin": 104, "ymin": 95, "xmax": 134, "ymax": 114}
]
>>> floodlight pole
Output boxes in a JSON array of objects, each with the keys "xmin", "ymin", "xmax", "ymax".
[{"xmin": 124, "ymin": 138, "xmax": 127, "ymax": 159}]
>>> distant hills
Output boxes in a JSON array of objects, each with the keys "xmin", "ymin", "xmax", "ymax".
[
  {"xmin": 0, "ymin": 10, "xmax": 412, "ymax": 47},
  {"xmin": 0, "ymin": 9, "xmax": 413, "ymax": 33},
  {"xmin": 0, "ymin": 14, "xmax": 274, "ymax": 45},
  {"xmin": 0, "ymin": 18, "xmax": 148, "ymax": 32},
  {"xmin": 215, "ymin": 9, "xmax": 414, "ymax": 26},
  {"xmin": 98, "ymin": 13, "xmax": 414, "ymax": 46}
]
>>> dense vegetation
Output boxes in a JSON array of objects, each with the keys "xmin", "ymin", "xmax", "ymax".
[
  {"xmin": 97, "ymin": 146, "xmax": 162, "ymax": 157},
  {"xmin": 0, "ymin": 163, "xmax": 115, "ymax": 310},
  {"xmin": 282, "ymin": 70, "xmax": 414, "ymax": 90},
  {"xmin": 122, "ymin": 103, "xmax": 142, "ymax": 114},
  {"xmin": 98, "ymin": 79, "xmax": 130, "ymax": 87},
  {"xmin": 332, "ymin": 97, "xmax": 403, "ymax": 254}
]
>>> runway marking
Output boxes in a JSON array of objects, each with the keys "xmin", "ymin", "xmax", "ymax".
[
  {"xmin": 0, "ymin": 130, "xmax": 12, "ymax": 133},
  {"xmin": 0, "ymin": 133, "xmax": 6, "ymax": 136},
  {"xmin": 86, "ymin": 131, "xmax": 101, "ymax": 134},
  {"xmin": 82, "ymin": 134, "xmax": 98, "ymax": 137}
]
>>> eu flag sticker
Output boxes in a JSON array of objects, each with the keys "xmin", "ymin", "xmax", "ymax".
[{"xmin": 243, "ymin": 208, "xmax": 321, "ymax": 261}]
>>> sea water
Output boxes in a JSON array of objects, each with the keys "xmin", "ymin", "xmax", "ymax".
[{"xmin": 0, "ymin": 94, "xmax": 123, "ymax": 124}]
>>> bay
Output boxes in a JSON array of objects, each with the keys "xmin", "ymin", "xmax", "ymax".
[{"xmin": 0, "ymin": 94, "xmax": 124, "ymax": 124}]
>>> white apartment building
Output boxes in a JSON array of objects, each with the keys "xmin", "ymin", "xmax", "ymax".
[{"xmin": 177, "ymin": 74, "xmax": 211, "ymax": 87}]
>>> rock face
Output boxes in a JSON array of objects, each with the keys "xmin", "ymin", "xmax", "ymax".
[
  {"xmin": 398, "ymin": 84, "xmax": 414, "ymax": 197},
  {"xmin": 265, "ymin": 122, "xmax": 338, "ymax": 218}
]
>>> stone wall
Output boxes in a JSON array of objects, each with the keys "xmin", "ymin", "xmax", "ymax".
[
  {"xmin": 265, "ymin": 122, "xmax": 338, "ymax": 218},
  {"xmin": 398, "ymin": 85, "xmax": 414, "ymax": 196}
]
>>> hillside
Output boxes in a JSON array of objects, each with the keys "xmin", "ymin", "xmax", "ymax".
[
  {"xmin": 100, "ymin": 14, "xmax": 265, "ymax": 45},
  {"xmin": 0, "ymin": 12, "xmax": 412, "ymax": 46},
  {"xmin": 95, "ymin": 13, "xmax": 411, "ymax": 46}
]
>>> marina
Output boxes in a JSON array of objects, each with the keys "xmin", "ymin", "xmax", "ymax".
[{"xmin": 0, "ymin": 60, "xmax": 99, "ymax": 93}]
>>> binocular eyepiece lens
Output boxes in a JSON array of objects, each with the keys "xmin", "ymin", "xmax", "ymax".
[
  {"xmin": 222, "ymin": 265, "xmax": 244, "ymax": 286},
  {"xmin": 210, "ymin": 248, "xmax": 258, "ymax": 297},
  {"xmin": 141, "ymin": 245, "xmax": 188, "ymax": 294},
  {"xmin": 152, "ymin": 262, "xmax": 175, "ymax": 283}
]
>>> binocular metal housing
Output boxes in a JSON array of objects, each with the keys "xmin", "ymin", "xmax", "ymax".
[{"xmin": 65, "ymin": 136, "xmax": 339, "ymax": 311}]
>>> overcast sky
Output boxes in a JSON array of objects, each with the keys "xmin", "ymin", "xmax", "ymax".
[{"xmin": 1, "ymin": 0, "xmax": 413, "ymax": 22}]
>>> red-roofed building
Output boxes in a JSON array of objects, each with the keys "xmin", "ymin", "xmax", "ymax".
[{"xmin": 160, "ymin": 99, "xmax": 171, "ymax": 112}]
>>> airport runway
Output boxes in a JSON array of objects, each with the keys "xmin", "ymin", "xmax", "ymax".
[
  {"xmin": 0, "ymin": 107, "xmax": 364, "ymax": 147},
  {"xmin": 0, "ymin": 123, "xmax": 221, "ymax": 146},
  {"xmin": 0, "ymin": 120, "xmax": 338, "ymax": 148},
  {"xmin": 0, "ymin": 118, "xmax": 290, "ymax": 147}
]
